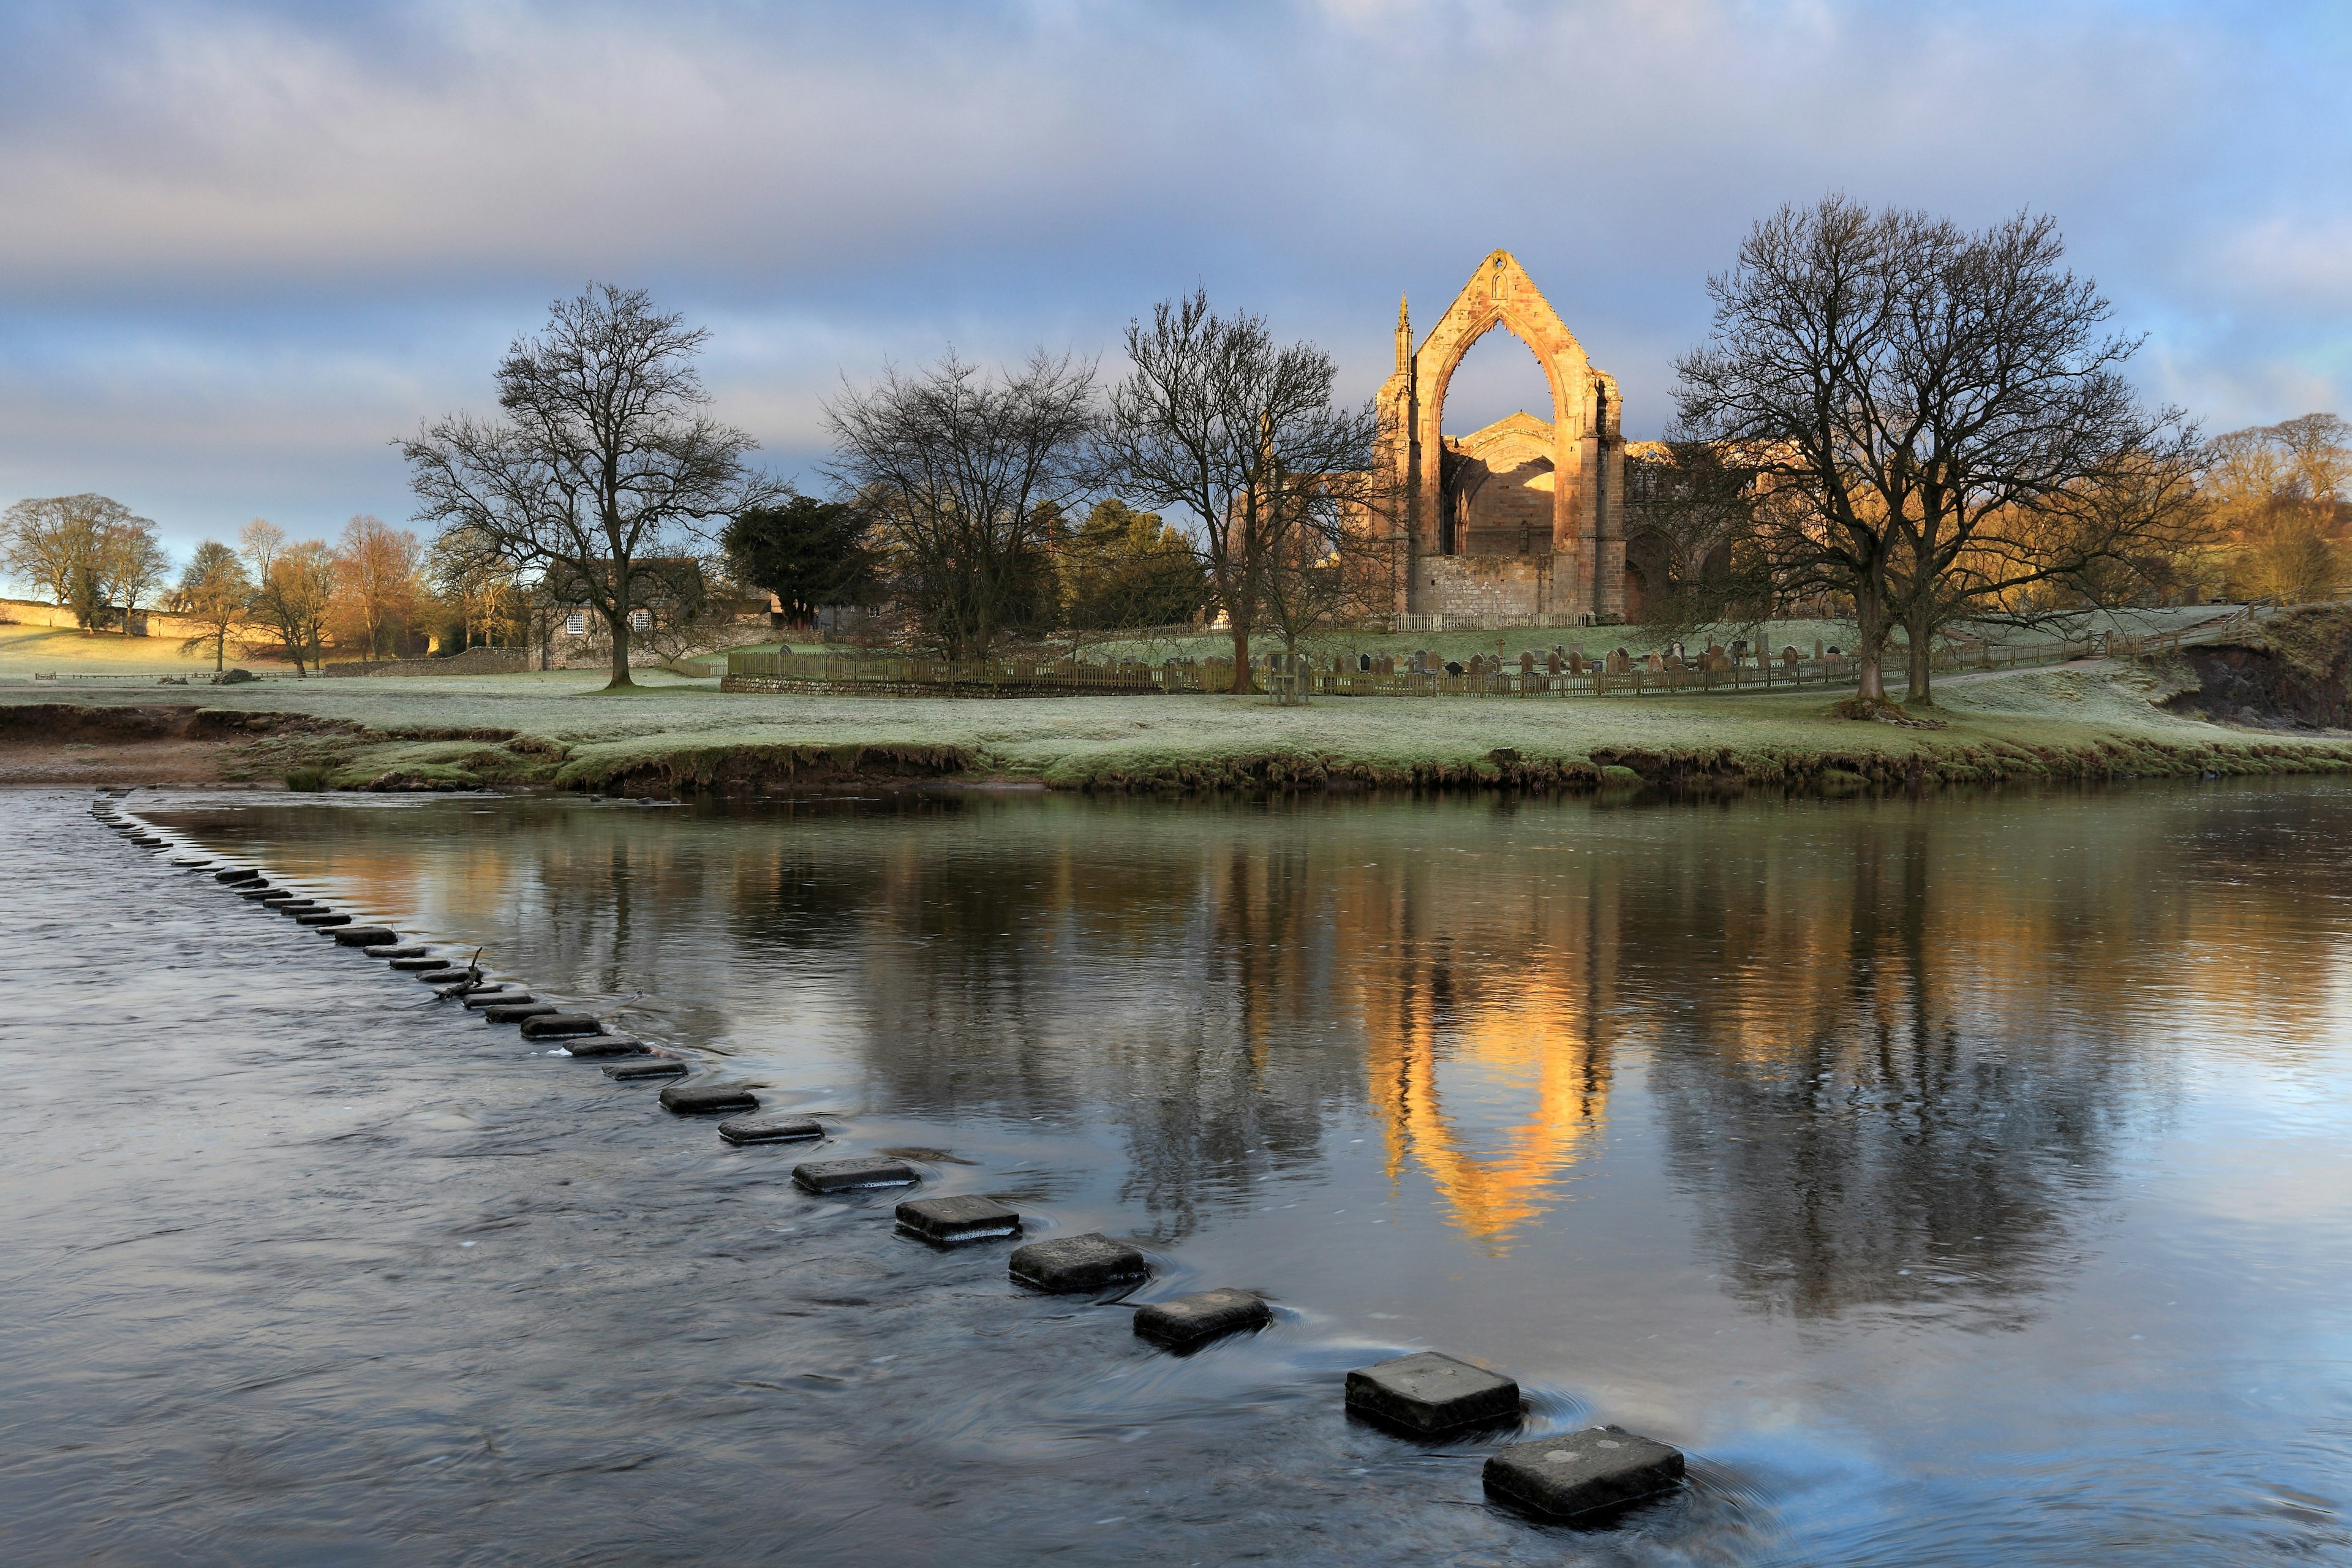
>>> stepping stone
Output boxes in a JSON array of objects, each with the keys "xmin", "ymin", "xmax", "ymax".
[
  {"xmin": 331, "ymin": 926, "xmax": 399, "ymax": 946},
  {"xmin": 295, "ymin": 912, "xmax": 352, "ymax": 927},
  {"xmin": 1009, "ymin": 1233, "xmax": 1148, "ymax": 1293},
  {"xmin": 214, "ymin": 869, "xmax": 263, "ymax": 884},
  {"xmin": 388, "ymin": 955, "xmax": 447, "ymax": 971},
  {"xmin": 1481, "ymin": 1428, "xmax": 1686, "ymax": 1521},
  {"xmin": 417, "ymin": 967, "xmax": 477, "ymax": 984},
  {"xmin": 366, "ymin": 944, "xmax": 426, "ymax": 959},
  {"xmin": 717, "ymin": 1113, "xmax": 823, "ymax": 1145},
  {"xmin": 561, "ymin": 1036, "xmax": 650, "ymax": 1058},
  {"xmin": 246, "ymin": 889, "xmax": 297, "ymax": 902},
  {"xmin": 1344, "ymin": 1352, "xmax": 1520, "ymax": 1436},
  {"xmin": 519, "ymin": 1013, "xmax": 606, "ymax": 1039},
  {"xmin": 460, "ymin": 990, "xmax": 531, "ymax": 1009},
  {"xmin": 793, "ymin": 1157, "xmax": 919, "ymax": 1194},
  {"xmin": 895, "ymin": 1194, "xmax": 1020, "ymax": 1243},
  {"xmin": 1133, "ymin": 1288, "xmax": 1273, "ymax": 1350},
  {"xmin": 658, "ymin": 1080, "xmax": 760, "ymax": 1115},
  {"xmin": 602, "ymin": 1057, "xmax": 688, "ymax": 1081},
  {"xmin": 273, "ymin": 901, "xmax": 324, "ymax": 914},
  {"xmin": 481, "ymin": 1002, "xmax": 559, "ymax": 1024},
  {"xmin": 171, "ymin": 858, "xmax": 210, "ymax": 867}
]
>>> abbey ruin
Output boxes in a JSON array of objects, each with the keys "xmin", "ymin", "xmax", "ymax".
[{"xmin": 1372, "ymin": 250, "xmax": 1629, "ymax": 623}]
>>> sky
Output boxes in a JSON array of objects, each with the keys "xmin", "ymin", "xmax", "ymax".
[{"xmin": 2, "ymin": 0, "xmax": 2348, "ymax": 561}]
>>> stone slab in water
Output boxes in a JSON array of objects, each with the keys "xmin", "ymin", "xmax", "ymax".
[
  {"xmin": 717, "ymin": 1113, "xmax": 822, "ymax": 1145},
  {"xmin": 601, "ymin": 1057, "xmax": 688, "ymax": 1081},
  {"xmin": 295, "ymin": 912, "xmax": 352, "ymax": 927},
  {"xmin": 1133, "ymin": 1288, "xmax": 1273, "ymax": 1349},
  {"xmin": 244, "ymin": 888, "xmax": 295, "ymax": 901},
  {"xmin": 1344, "ymin": 1352, "xmax": 1520, "ymax": 1435},
  {"xmin": 459, "ymin": 989, "xmax": 530, "ymax": 1009},
  {"xmin": 1481, "ymin": 1428, "xmax": 1685, "ymax": 1521},
  {"xmin": 1009, "ymin": 1233, "xmax": 1148, "ymax": 1292},
  {"xmin": 417, "ymin": 967, "xmax": 477, "ymax": 984},
  {"xmin": 793, "ymin": 1157, "xmax": 919, "ymax": 1194},
  {"xmin": 658, "ymin": 1080, "xmax": 760, "ymax": 1115},
  {"xmin": 388, "ymin": 955, "xmax": 445, "ymax": 971},
  {"xmin": 331, "ymin": 926, "xmax": 399, "ymax": 947},
  {"xmin": 171, "ymin": 858, "xmax": 210, "ymax": 868},
  {"xmin": 482, "ymin": 1002, "xmax": 559, "ymax": 1024},
  {"xmin": 214, "ymin": 869, "xmax": 263, "ymax": 884},
  {"xmin": 273, "ymin": 900, "xmax": 323, "ymax": 913},
  {"xmin": 366, "ymin": 944, "xmax": 426, "ymax": 959},
  {"xmin": 519, "ymin": 1013, "xmax": 603, "ymax": 1038},
  {"xmin": 561, "ymin": 1036, "xmax": 650, "ymax": 1058},
  {"xmin": 895, "ymin": 1194, "xmax": 1020, "ymax": 1243}
]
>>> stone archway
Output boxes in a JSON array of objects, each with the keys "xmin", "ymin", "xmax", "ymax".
[{"xmin": 1375, "ymin": 251, "xmax": 1626, "ymax": 620}]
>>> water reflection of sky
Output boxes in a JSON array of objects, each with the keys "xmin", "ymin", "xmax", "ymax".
[{"xmin": 145, "ymin": 779, "xmax": 2352, "ymax": 1561}]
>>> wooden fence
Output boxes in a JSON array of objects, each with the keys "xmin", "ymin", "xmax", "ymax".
[{"xmin": 726, "ymin": 627, "xmax": 2194, "ymax": 700}]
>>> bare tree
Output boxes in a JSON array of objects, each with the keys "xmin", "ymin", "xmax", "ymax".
[
  {"xmin": 333, "ymin": 514, "xmax": 428, "ymax": 660},
  {"xmin": 824, "ymin": 352, "xmax": 1098, "ymax": 660},
  {"xmin": 1, "ymin": 494, "xmax": 156, "ymax": 631},
  {"xmin": 247, "ymin": 535, "xmax": 338, "ymax": 674},
  {"xmin": 428, "ymin": 521, "xmax": 527, "ymax": 650},
  {"xmin": 401, "ymin": 283, "xmax": 777, "ymax": 690},
  {"xmin": 1674, "ymin": 198, "xmax": 2190, "ymax": 709},
  {"xmin": 1101, "ymin": 292, "xmax": 1385, "ymax": 693},
  {"xmin": 170, "ymin": 540, "xmax": 252, "ymax": 669}
]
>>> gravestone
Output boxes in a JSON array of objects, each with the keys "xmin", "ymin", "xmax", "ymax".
[
  {"xmin": 1547, "ymin": 650, "xmax": 1562, "ymax": 676},
  {"xmin": 1520, "ymin": 652, "xmax": 1535, "ymax": 675}
]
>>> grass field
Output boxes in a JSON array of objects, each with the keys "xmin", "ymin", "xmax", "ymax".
[{"xmin": 4, "ymin": 630, "xmax": 2343, "ymax": 796}]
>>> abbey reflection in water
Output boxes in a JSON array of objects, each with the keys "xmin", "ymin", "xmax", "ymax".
[{"xmin": 204, "ymin": 786, "xmax": 2352, "ymax": 1317}]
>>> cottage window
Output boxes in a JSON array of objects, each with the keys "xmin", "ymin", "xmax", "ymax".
[
  {"xmin": 564, "ymin": 611, "xmax": 586, "ymax": 635},
  {"xmin": 628, "ymin": 609, "xmax": 652, "ymax": 631}
]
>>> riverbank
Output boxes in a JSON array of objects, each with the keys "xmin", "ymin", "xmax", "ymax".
[{"xmin": 4, "ymin": 647, "xmax": 2348, "ymax": 796}]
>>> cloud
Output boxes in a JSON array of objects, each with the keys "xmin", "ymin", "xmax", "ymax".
[{"xmin": 0, "ymin": 0, "xmax": 2346, "ymax": 552}]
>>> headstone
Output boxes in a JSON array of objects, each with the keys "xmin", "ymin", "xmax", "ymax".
[
  {"xmin": 1646, "ymin": 654, "xmax": 1665, "ymax": 673},
  {"xmin": 895, "ymin": 1194, "xmax": 1021, "ymax": 1243},
  {"xmin": 1133, "ymin": 1288, "xmax": 1272, "ymax": 1350},
  {"xmin": 658, "ymin": 1079, "xmax": 760, "ymax": 1115},
  {"xmin": 1343, "ymin": 1351, "xmax": 1520, "ymax": 1434},
  {"xmin": 717, "ymin": 1112, "xmax": 822, "ymax": 1144},
  {"xmin": 1547, "ymin": 651, "xmax": 1562, "ymax": 676},
  {"xmin": 793, "ymin": 1156, "xmax": 919, "ymax": 1193},
  {"xmin": 521, "ymin": 1012, "xmax": 605, "ymax": 1038},
  {"xmin": 1481, "ymin": 1428, "xmax": 1686, "ymax": 1521},
  {"xmin": 331, "ymin": 926, "xmax": 399, "ymax": 947},
  {"xmin": 1814, "ymin": 639, "xmax": 1825, "ymax": 660},
  {"xmin": 1009, "ymin": 1232, "xmax": 1148, "ymax": 1292},
  {"xmin": 1357, "ymin": 652, "xmax": 1372, "ymax": 673},
  {"xmin": 602, "ymin": 1057, "xmax": 688, "ymax": 1081},
  {"xmin": 1520, "ymin": 652, "xmax": 1536, "ymax": 675},
  {"xmin": 1782, "ymin": 646, "xmax": 1800, "ymax": 667}
]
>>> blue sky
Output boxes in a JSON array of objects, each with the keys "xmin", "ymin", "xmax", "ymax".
[{"xmin": 2, "ymin": 0, "xmax": 2348, "ymax": 560}]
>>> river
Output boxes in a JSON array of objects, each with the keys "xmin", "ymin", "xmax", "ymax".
[{"xmin": 6, "ymin": 781, "xmax": 2350, "ymax": 1564}]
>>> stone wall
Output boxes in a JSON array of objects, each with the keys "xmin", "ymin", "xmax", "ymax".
[
  {"xmin": 1414, "ymin": 555, "xmax": 1552, "ymax": 619},
  {"xmin": 318, "ymin": 646, "xmax": 538, "ymax": 677},
  {"xmin": 1, "ymin": 597, "xmax": 210, "ymax": 639}
]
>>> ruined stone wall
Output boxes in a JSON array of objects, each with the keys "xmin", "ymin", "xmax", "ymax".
[{"xmin": 1414, "ymin": 555, "xmax": 1552, "ymax": 618}]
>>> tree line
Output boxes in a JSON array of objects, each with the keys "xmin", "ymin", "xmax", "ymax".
[
  {"xmin": 0, "ymin": 499, "xmax": 507, "ymax": 673},
  {"xmin": 401, "ymin": 284, "xmax": 1393, "ymax": 692},
  {"xmin": 13, "ymin": 203, "xmax": 2337, "ymax": 705}
]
